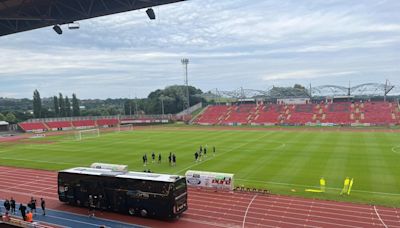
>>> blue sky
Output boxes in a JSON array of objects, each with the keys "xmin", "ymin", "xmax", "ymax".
[{"xmin": 0, "ymin": 0, "xmax": 399, "ymax": 99}]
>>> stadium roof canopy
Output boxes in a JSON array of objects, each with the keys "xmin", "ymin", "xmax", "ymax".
[
  {"xmin": 0, "ymin": 0, "xmax": 185, "ymax": 36},
  {"xmin": 0, "ymin": 121, "xmax": 9, "ymax": 126}
]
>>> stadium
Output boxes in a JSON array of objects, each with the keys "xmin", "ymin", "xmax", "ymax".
[{"xmin": 1, "ymin": 1, "xmax": 400, "ymax": 228}]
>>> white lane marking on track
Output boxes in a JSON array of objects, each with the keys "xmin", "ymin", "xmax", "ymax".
[
  {"xmin": 47, "ymin": 208, "xmax": 150, "ymax": 228},
  {"xmin": 0, "ymin": 157, "xmax": 81, "ymax": 165},
  {"xmin": 242, "ymin": 194, "xmax": 257, "ymax": 228},
  {"xmin": 374, "ymin": 205, "xmax": 388, "ymax": 228}
]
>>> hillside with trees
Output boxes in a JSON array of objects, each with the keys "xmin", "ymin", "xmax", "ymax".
[{"xmin": 0, "ymin": 85, "xmax": 206, "ymax": 122}]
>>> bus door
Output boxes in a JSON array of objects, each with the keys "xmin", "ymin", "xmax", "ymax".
[{"xmin": 111, "ymin": 189, "xmax": 127, "ymax": 213}]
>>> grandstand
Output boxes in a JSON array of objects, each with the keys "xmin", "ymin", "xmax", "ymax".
[
  {"xmin": 18, "ymin": 115, "xmax": 171, "ymax": 132},
  {"xmin": 194, "ymin": 101, "xmax": 400, "ymax": 126},
  {"xmin": 194, "ymin": 82, "xmax": 400, "ymax": 127}
]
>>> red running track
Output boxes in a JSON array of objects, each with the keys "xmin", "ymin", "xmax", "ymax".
[{"xmin": 0, "ymin": 166, "xmax": 399, "ymax": 228}]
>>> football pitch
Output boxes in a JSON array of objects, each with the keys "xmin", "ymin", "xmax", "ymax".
[{"xmin": 1, "ymin": 126, "xmax": 400, "ymax": 207}]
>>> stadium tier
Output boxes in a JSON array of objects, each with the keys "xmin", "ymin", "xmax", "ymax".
[
  {"xmin": 18, "ymin": 122, "xmax": 48, "ymax": 132},
  {"xmin": 71, "ymin": 120, "xmax": 96, "ymax": 127},
  {"xmin": 46, "ymin": 121, "xmax": 73, "ymax": 129},
  {"xmin": 96, "ymin": 118, "xmax": 119, "ymax": 126},
  {"xmin": 194, "ymin": 101, "xmax": 400, "ymax": 126}
]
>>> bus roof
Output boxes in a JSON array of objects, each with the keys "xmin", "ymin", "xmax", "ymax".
[{"xmin": 60, "ymin": 167, "xmax": 182, "ymax": 183}]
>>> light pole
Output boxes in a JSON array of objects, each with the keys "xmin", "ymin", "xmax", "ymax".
[
  {"xmin": 160, "ymin": 96, "xmax": 165, "ymax": 117},
  {"xmin": 181, "ymin": 58, "xmax": 190, "ymax": 113}
]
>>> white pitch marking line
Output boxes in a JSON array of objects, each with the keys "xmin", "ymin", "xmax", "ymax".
[
  {"xmin": 374, "ymin": 205, "xmax": 388, "ymax": 228},
  {"xmin": 242, "ymin": 194, "xmax": 258, "ymax": 228},
  {"xmin": 391, "ymin": 145, "xmax": 400, "ymax": 154}
]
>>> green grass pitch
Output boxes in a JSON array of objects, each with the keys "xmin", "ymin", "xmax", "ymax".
[{"xmin": 1, "ymin": 125, "xmax": 400, "ymax": 207}]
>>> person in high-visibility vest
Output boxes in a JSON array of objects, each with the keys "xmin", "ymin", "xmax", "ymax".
[
  {"xmin": 341, "ymin": 177, "xmax": 350, "ymax": 195},
  {"xmin": 320, "ymin": 177, "xmax": 326, "ymax": 192}
]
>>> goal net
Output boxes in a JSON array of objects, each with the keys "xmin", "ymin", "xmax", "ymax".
[
  {"xmin": 117, "ymin": 124, "xmax": 134, "ymax": 132},
  {"xmin": 76, "ymin": 128, "xmax": 100, "ymax": 141}
]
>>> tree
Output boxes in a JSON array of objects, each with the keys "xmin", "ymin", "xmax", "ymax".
[
  {"xmin": 59, "ymin": 93, "xmax": 65, "ymax": 117},
  {"xmin": 5, "ymin": 112, "xmax": 16, "ymax": 123},
  {"xmin": 72, "ymin": 93, "xmax": 80, "ymax": 116},
  {"xmin": 65, "ymin": 96, "xmax": 71, "ymax": 117},
  {"xmin": 53, "ymin": 96, "xmax": 60, "ymax": 117},
  {"xmin": 0, "ymin": 113, "xmax": 5, "ymax": 121},
  {"xmin": 33, "ymin": 89, "xmax": 42, "ymax": 118}
]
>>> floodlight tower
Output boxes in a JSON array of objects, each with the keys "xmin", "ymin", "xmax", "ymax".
[{"xmin": 181, "ymin": 58, "xmax": 190, "ymax": 112}]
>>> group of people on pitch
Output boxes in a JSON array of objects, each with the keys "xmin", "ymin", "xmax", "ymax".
[
  {"xmin": 142, "ymin": 152, "xmax": 177, "ymax": 166},
  {"xmin": 1, "ymin": 197, "xmax": 46, "ymax": 222},
  {"xmin": 194, "ymin": 145, "xmax": 216, "ymax": 162}
]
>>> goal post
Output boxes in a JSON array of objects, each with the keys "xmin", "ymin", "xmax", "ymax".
[
  {"xmin": 76, "ymin": 128, "xmax": 100, "ymax": 141},
  {"xmin": 118, "ymin": 124, "xmax": 134, "ymax": 132}
]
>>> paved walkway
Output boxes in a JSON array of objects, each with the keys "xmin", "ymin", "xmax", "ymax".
[{"xmin": 1, "ymin": 202, "xmax": 145, "ymax": 228}]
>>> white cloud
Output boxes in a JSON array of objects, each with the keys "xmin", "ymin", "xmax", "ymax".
[{"xmin": 0, "ymin": 0, "xmax": 400, "ymax": 98}]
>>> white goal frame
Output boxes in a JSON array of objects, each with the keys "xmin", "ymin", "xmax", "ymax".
[
  {"xmin": 117, "ymin": 124, "xmax": 134, "ymax": 132},
  {"xmin": 76, "ymin": 128, "xmax": 100, "ymax": 141}
]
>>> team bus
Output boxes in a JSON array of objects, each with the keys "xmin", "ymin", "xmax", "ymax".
[{"xmin": 58, "ymin": 166, "xmax": 188, "ymax": 219}]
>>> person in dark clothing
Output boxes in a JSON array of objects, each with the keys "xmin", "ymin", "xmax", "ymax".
[
  {"xmin": 199, "ymin": 145, "xmax": 203, "ymax": 153},
  {"xmin": 151, "ymin": 152, "xmax": 155, "ymax": 163},
  {"xmin": 204, "ymin": 147, "xmax": 207, "ymax": 157},
  {"xmin": 88, "ymin": 195, "xmax": 95, "ymax": 217},
  {"xmin": 3, "ymin": 199, "xmax": 10, "ymax": 213},
  {"xmin": 168, "ymin": 152, "xmax": 172, "ymax": 166},
  {"xmin": 213, "ymin": 146, "xmax": 216, "ymax": 156},
  {"xmin": 10, "ymin": 198, "xmax": 16, "ymax": 214},
  {"xmin": 158, "ymin": 153, "xmax": 162, "ymax": 164},
  {"xmin": 144, "ymin": 154, "xmax": 148, "ymax": 166},
  {"xmin": 142, "ymin": 155, "xmax": 146, "ymax": 166},
  {"xmin": 40, "ymin": 198, "xmax": 46, "ymax": 216},
  {"xmin": 30, "ymin": 197, "xmax": 37, "ymax": 215},
  {"xmin": 194, "ymin": 151, "xmax": 199, "ymax": 162},
  {"xmin": 172, "ymin": 154, "xmax": 176, "ymax": 166},
  {"xmin": 18, "ymin": 203, "xmax": 26, "ymax": 220}
]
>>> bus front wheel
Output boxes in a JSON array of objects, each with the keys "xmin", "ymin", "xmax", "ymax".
[
  {"xmin": 128, "ymin": 208, "xmax": 135, "ymax": 215},
  {"xmin": 140, "ymin": 209, "xmax": 148, "ymax": 217}
]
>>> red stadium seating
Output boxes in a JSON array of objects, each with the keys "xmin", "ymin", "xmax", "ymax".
[
  {"xmin": 72, "ymin": 120, "xmax": 96, "ymax": 127},
  {"xmin": 221, "ymin": 104, "xmax": 256, "ymax": 124},
  {"xmin": 252, "ymin": 104, "xmax": 281, "ymax": 124},
  {"xmin": 285, "ymin": 104, "xmax": 314, "ymax": 124},
  {"xmin": 97, "ymin": 119, "xmax": 119, "ymax": 126},
  {"xmin": 46, "ymin": 121, "xmax": 72, "ymax": 129},
  {"xmin": 193, "ymin": 101, "xmax": 400, "ymax": 126},
  {"xmin": 19, "ymin": 122, "xmax": 48, "ymax": 131},
  {"xmin": 361, "ymin": 102, "xmax": 396, "ymax": 125},
  {"xmin": 195, "ymin": 105, "xmax": 230, "ymax": 125}
]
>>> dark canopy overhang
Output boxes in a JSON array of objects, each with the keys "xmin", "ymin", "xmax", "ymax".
[{"xmin": 0, "ymin": 0, "xmax": 185, "ymax": 36}]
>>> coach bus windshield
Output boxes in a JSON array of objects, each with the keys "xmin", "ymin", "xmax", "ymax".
[{"xmin": 173, "ymin": 178, "xmax": 187, "ymax": 196}]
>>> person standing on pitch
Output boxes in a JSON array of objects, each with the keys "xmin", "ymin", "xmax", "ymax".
[
  {"xmin": 142, "ymin": 155, "xmax": 146, "ymax": 166},
  {"xmin": 213, "ymin": 146, "xmax": 216, "ymax": 156},
  {"xmin": 172, "ymin": 154, "xmax": 176, "ymax": 166},
  {"xmin": 158, "ymin": 153, "xmax": 162, "ymax": 164},
  {"xmin": 151, "ymin": 152, "xmax": 155, "ymax": 163}
]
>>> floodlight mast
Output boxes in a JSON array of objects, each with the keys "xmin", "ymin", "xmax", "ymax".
[{"xmin": 181, "ymin": 58, "xmax": 190, "ymax": 113}]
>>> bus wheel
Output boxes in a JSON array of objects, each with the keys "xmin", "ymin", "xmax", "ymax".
[
  {"xmin": 128, "ymin": 208, "xmax": 135, "ymax": 215},
  {"xmin": 140, "ymin": 209, "xmax": 148, "ymax": 217}
]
